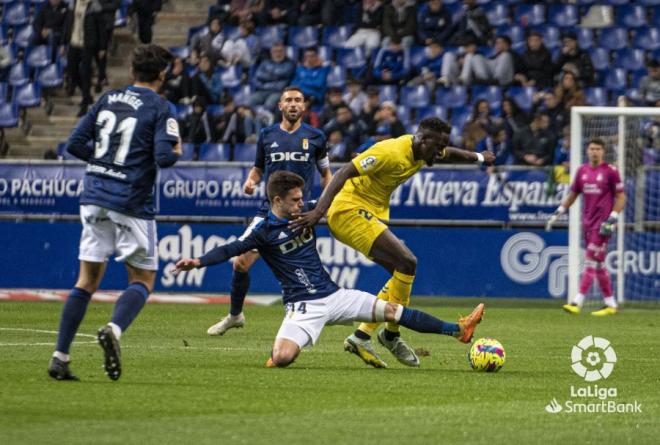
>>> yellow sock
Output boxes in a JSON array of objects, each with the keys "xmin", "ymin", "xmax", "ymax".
[
  {"xmin": 357, "ymin": 279, "xmax": 392, "ymax": 336},
  {"xmin": 385, "ymin": 271, "xmax": 415, "ymax": 333}
]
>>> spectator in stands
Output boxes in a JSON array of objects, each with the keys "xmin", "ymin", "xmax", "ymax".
[
  {"xmin": 439, "ymin": 38, "xmax": 477, "ymax": 86},
  {"xmin": 478, "ymin": 126, "xmax": 512, "ymax": 167},
  {"xmin": 223, "ymin": 0, "xmax": 265, "ymax": 26},
  {"xmin": 533, "ymin": 90, "xmax": 567, "ymax": 136},
  {"xmin": 258, "ymin": 0, "xmax": 300, "ymax": 26},
  {"xmin": 371, "ymin": 37, "xmax": 410, "ymax": 85},
  {"xmin": 417, "ymin": 0, "xmax": 453, "ymax": 46},
  {"xmin": 512, "ymin": 112, "xmax": 556, "ymax": 166},
  {"xmin": 220, "ymin": 103, "xmax": 261, "ymax": 144},
  {"xmin": 639, "ymin": 60, "xmax": 660, "ymax": 107},
  {"xmin": 321, "ymin": 0, "xmax": 348, "ymax": 26},
  {"xmin": 343, "ymin": 79, "xmax": 367, "ymax": 118},
  {"xmin": 65, "ymin": 0, "xmax": 105, "ymax": 117},
  {"xmin": 249, "ymin": 42, "xmax": 296, "ymax": 111},
  {"xmin": 344, "ymin": 0, "xmax": 384, "ymax": 56},
  {"xmin": 191, "ymin": 17, "xmax": 226, "ymax": 67},
  {"xmin": 501, "ymin": 97, "xmax": 529, "ymax": 139},
  {"xmin": 301, "ymin": 95, "xmax": 320, "ymax": 127},
  {"xmin": 407, "ymin": 39, "xmax": 444, "ymax": 90},
  {"xmin": 132, "ymin": 0, "xmax": 162, "ymax": 44},
  {"xmin": 291, "ymin": 47, "xmax": 330, "ymax": 105},
  {"xmin": 318, "ymin": 87, "xmax": 347, "ymax": 127},
  {"xmin": 448, "ymin": 0, "xmax": 491, "ymax": 46},
  {"xmin": 322, "ymin": 104, "xmax": 367, "ymax": 156},
  {"xmin": 462, "ymin": 99, "xmax": 502, "ymax": 151},
  {"xmin": 368, "ymin": 101, "xmax": 406, "ymax": 138},
  {"xmin": 191, "ymin": 55, "xmax": 224, "ymax": 104},
  {"xmin": 0, "ymin": 45, "xmax": 11, "ymax": 82},
  {"xmin": 94, "ymin": 0, "xmax": 121, "ymax": 93},
  {"xmin": 381, "ymin": 0, "xmax": 416, "ymax": 48},
  {"xmin": 298, "ymin": 0, "xmax": 323, "ymax": 26},
  {"xmin": 554, "ymin": 70, "xmax": 586, "ymax": 112},
  {"xmin": 163, "ymin": 57, "xmax": 192, "ymax": 105},
  {"xmin": 442, "ymin": 36, "xmax": 514, "ymax": 86},
  {"xmin": 32, "ymin": 0, "xmax": 69, "ymax": 55},
  {"xmin": 221, "ymin": 18, "xmax": 259, "ymax": 67},
  {"xmin": 514, "ymin": 31, "xmax": 554, "ymax": 89},
  {"xmin": 359, "ymin": 86, "xmax": 381, "ymax": 130},
  {"xmin": 554, "ymin": 31, "xmax": 595, "ymax": 87},
  {"xmin": 182, "ymin": 97, "xmax": 213, "ymax": 144},
  {"xmin": 326, "ymin": 129, "xmax": 349, "ymax": 162}
]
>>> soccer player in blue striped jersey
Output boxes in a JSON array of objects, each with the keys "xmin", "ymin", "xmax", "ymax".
[
  {"xmin": 48, "ymin": 45, "xmax": 182, "ymax": 382},
  {"xmin": 206, "ymin": 86, "xmax": 332, "ymax": 336},
  {"xmin": 177, "ymin": 171, "xmax": 484, "ymax": 368}
]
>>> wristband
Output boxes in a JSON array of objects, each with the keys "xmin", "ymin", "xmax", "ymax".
[
  {"xmin": 556, "ymin": 206, "xmax": 566, "ymax": 215},
  {"xmin": 610, "ymin": 211, "xmax": 619, "ymax": 219},
  {"xmin": 475, "ymin": 152, "xmax": 485, "ymax": 163}
]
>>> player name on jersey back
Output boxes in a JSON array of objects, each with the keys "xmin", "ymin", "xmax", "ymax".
[{"xmin": 107, "ymin": 91, "xmax": 144, "ymax": 110}]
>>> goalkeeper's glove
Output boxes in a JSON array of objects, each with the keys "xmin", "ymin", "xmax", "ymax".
[
  {"xmin": 545, "ymin": 206, "xmax": 566, "ymax": 231},
  {"xmin": 599, "ymin": 211, "xmax": 619, "ymax": 236}
]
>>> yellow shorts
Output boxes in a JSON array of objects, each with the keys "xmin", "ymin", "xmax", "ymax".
[{"xmin": 327, "ymin": 200, "xmax": 388, "ymax": 257}]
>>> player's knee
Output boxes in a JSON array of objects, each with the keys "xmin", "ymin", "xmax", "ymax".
[
  {"xmin": 396, "ymin": 251, "xmax": 417, "ymax": 275},
  {"xmin": 271, "ymin": 350, "xmax": 297, "ymax": 368}
]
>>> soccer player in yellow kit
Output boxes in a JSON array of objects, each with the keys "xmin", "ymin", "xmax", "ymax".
[{"xmin": 290, "ymin": 117, "xmax": 494, "ymax": 368}]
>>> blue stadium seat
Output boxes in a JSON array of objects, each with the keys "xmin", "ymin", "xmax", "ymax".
[
  {"xmin": 604, "ymin": 68, "xmax": 628, "ymax": 92},
  {"xmin": 450, "ymin": 106, "xmax": 471, "ymax": 130},
  {"xmin": 616, "ymin": 5, "xmax": 648, "ymax": 28},
  {"xmin": 232, "ymin": 143, "xmax": 257, "ymax": 162},
  {"xmin": 284, "ymin": 45, "xmax": 298, "ymax": 61},
  {"xmin": 223, "ymin": 26, "xmax": 240, "ymax": 40},
  {"xmin": 288, "ymin": 26, "xmax": 320, "ymax": 49},
  {"xmin": 378, "ymin": 85, "xmax": 397, "ymax": 103},
  {"xmin": 631, "ymin": 70, "xmax": 647, "ymax": 89},
  {"xmin": 514, "ymin": 4, "xmax": 546, "ymax": 26},
  {"xmin": 322, "ymin": 26, "xmax": 353, "ymax": 48},
  {"xmin": 548, "ymin": 4, "xmax": 578, "ymax": 27},
  {"xmin": 37, "ymin": 62, "xmax": 63, "ymax": 88},
  {"xmin": 416, "ymin": 105, "xmax": 448, "ymax": 122},
  {"xmin": 589, "ymin": 47, "xmax": 611, "ymax": 71},
  {"xmin": 484, "ymin": 3, "xmax": 510, "ymax": 27},
  {"xmin": 507, "ymin": 86, "xmax": 535, "ymax": 112},
  {"xmin": 599, "ymin": 27, "xmax": 629, "ymax": 50},
  {"xmin": 15, "ymin": 82, "xmax": 41, "ymax": 108},
  {"xmin": 199, "ymin": 143, "xmax": 230, "ymax": 162},
  {"xmin": 633, "ymin": 27, "xmax": 660, "ymax": 50},
  {"xmin": 114, "ymin": 4, "xmax": 129, "ymax": 27},
  {"xmin": 541, "ymin": 26, "xmax": 561, "ymax": 50},
  {"xmin": 613, "ymin": 48, "xmax": 646, "ymax": 72},
  {"xmin": 169, "ymin": 46, "xmax": 190, "ymax": 59},
  {"xmin": 585, "ymin": 87, "xmax": 609, "ymax": 106},
  {"xmin": 180, "ymin": 143, "xmax": 196, "ymax": 161},
  {"xmin": 625, "ymin": 88, "xmax": 642, "ymax": 104},
  {"xmin": 400, "ymin": 85, "xmax": 431, "ymax": 108},
  {"xmin": 317, "ymin": 45, "xmax": 332, "ymax": 63},
  {"xmin": 26, "ymin": 45, "xmax": 50, "ymax": 68},
  {"xmin": 256, "ymin": 25, "xmax": 285, "ymax": 48},
  {"xmin": 0, "ymin": 82, "xmax": 6, "ymax": 104},
  {"xmin": 217, "ymin": 65, "xmax": 242, "ymax": 89},
  {"xmin": 206, "ymin": 104, "xmax": 224, "ymax": 117},
  {"xmin": 471, "ymin": 85, "xmax": 502, "ymax": 111},
  {"xmin": 13, "ymin": 24, "xmax": 35, "ymax": 48},
  {"xmin": 396, "ymin": 105, "xmax": 411, "ymax": 126},
  {"xmin": 436, "ymin": 86, "xmax": 467, "ymax": 108},
  {"xmin": 3, "ymin": 2, "xmax": 29, "ymax": 26},
  {"xmin": 232, "ymin": 85, "xmax": 252, "ymax": 106},
  {"xmin": 325, "ymin": 65, "xmax": 346, "ymax": 88},
  {"xmin": 497, "ymin": 25, "xmax": 525, "ymax": 52},
  {"xmin": 639, "ymin": 0, "xmax": 660, "ymax": 5},
  {"xmin": 175, "ymin": 104, "xmax": 192, "ymax": 120},
  {"xmin": 336, "ymin": 47, "xmax": 367, "ymax": 69},
  {"xmin": 576, "ymin": 28, "xmax": 595, "ymax": 50},
  {"xmin": 8, "ymin": 62, "xmax": 29, "ymax": 87},
  {"xmin": 0, "ymin": 101, "xmax": 18, "ymax": 128},
  {"xmin": 409, "ymin": 46, "xmax": 426, "ymax": 69}
]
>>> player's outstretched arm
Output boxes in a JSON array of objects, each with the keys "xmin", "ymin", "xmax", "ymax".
[
  {"xmin": 289, "ymin": 162, "xmax": 360, "ymax": 230},
  {"xmin": 66, "ymin": 108, "xmax": 97, "ymax": 161},
  {"xmin": 174, "ymin": 234, "xmax": 261, "ymax": 274},
  {"xmin": 438, "ymin": 147, "xmax": 496, "ymax": 165}
]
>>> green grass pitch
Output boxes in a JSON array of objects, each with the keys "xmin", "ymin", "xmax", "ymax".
[{"xmin": 1, "ymin": 298, "xmax": 658, "ymax": 445}]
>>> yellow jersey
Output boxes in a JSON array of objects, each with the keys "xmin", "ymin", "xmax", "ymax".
[{"xmin": 334, "ymin": 135, "xmax": 432, "ymax": 221}]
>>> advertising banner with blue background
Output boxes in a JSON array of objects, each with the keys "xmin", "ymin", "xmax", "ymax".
[{"xmin": 2, "ymin": 221, "xmax": 657, "ymax": 300}]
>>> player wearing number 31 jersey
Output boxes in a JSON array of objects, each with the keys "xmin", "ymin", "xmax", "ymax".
[{"xmin": 48, "ymin": 45, "xmax": 181, "ymax": 382}]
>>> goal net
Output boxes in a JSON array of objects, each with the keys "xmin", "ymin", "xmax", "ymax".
[{"xmin": 569, "ymin": 106, "xmax": 660, "ymax": 308}]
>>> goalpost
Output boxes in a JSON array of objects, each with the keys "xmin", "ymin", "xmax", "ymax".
[{"xmin": 569, "ymin": 106, "xmax": 660, "ymax": 307}]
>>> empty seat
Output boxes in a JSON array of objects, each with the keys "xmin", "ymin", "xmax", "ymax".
[
  {"xmin": 400, "ymin": 85, "xmax": 430, "ymax": 108},
  {"xmin": 396, "ymin": 105, "xmax": 411, "ymax": 126},
  {"xmin": 3, "ymin": 2, "xmax": 29, "ymax": 27},
  {"xmin": 199, "ymin": 143, "xmax": 230, "ymax": 162},
  {"xmin": 13, "ymin": 24, "xmax": 35, "ymax": 48},
  {"xmin": 378, "ymin": 85, "xmax": 397, "ymax": 103},
  {"xmin": 514, "ymin": 4, "xmax": 546, "ymax": 26},
  {"xmin": 37, "ymin": 62, "xmax": 63, "ymax": 88},
  {"xmin": 287, "ymin": 26, "xmax": 320, "ymax": 49},
  {"xmin": 336, "ymin": 47, "xmax": 367, "ymax": 69},
  {"xmin": 232, "ymin": 85, "xmax": 252, "ymax": 106},
  {"xmin": 633, "ymin": 27, "xmax": 660, "ymax": 50},
  {"xmin": 613, "ymin": 48, "xmax": 646, "ymax": 72},
  {"xmin": 548, "ymin": 4, "xmax": 578, "ymax": 27},
  {"xmin": 232, "ymin": 143, "xmax": 257, "ymax": 162},
  {"xmin": 0, "ymin": 101, "xmax": 18, "ymax": 128},
  {"xmin": 507, "ymin": 86, "xmax": 535, "ymax": 112},
  {"xmin": 589, "ymin": 47, "xmax": 610, "ymax": 71},
  {"xmin": 450, "ymin": 106, "xmax": 471, "ymax": 130},
  {"xmin": 217, "ymin": 65, "xmax": 242, "ymax": 89},
  {"xmin": 322, "ymin": 26, "xmax": 353, "ymax": 48},
  {"xmin": 26, "ymin": 45, "xmax": 50, "ymax": 68},
  {"xmin": 416, "ymin": 105, "xmax": 448, "ymax": 122},
  {"xmin": 436, "ymin": 86, "xmax": 467, "ymax": 108},
  {"xmin": 8, "ymin": 62, "xmax": 29, "ymax": 87},
  {"xmin": 179, "ymin": 143, "xmax": 196, "ymax": 161},
  {"xmin": 325, "ymin": 65, "xmax": 346, "ymax": 88},
  {"xmin": 15, "ymin": 82, "xmax": 41, "ymax": 108},
  {"xmin": 585, "ymin": 87, "xmax": 609, "ymax": 106},
  {"xmin": 471, "ymin": 85, "xmax": 502, "ymax": 110},
  {"xmin": 256, "ymin": 25, "xmax": 285, "ymax": 48},
  {"xmin": 577, "ymin": 28, "xmax": 595, "ymax": 50},
  {"xmin": 616, "ymin": 5, "xmax": 648, "ymax": 28},
  {"xmin": 541, "ymin": 26, "xmax": 561, "ymax": 50},
  {"xmin": 484, "ymin": 3, "xmax": 510, "ymax": 27},
  {"xmin": 599, "ymin": 27, "xmax": 629, "ymax": 50},
  {"xmin": 604, "ymin": 68, "xmax": 628, "ymax": 91}
]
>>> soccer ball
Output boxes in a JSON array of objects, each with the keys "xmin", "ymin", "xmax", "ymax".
[{"xmin": 468, "ymin": 338, "xmax": 506, "ymax": 372}]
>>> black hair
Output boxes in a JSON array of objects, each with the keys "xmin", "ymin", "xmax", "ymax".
[
  {"xmin": 267, "ymin": 171, "xmax": 305, "ymax": 203},
  {"xmin": 281, "ymin": 85, "xmax": 305, "ymax": 99},
  {"xmin": 587, "ymin": 138, "xmax": 607, "ymax": 149},
  {"xmin": 132, "ymin": 45, "xmax": 174, "ymax": 82},
  {"xmin": 418, "ymin": 117, "xmax": 451, "ymax": 135}
]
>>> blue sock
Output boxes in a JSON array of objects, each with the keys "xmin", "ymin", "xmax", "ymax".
[
  {"xmin": 398, "ymin": 307, "xmax": 460, "ymax": 336},
  {"xmin": 229, "ymin": 270, "xmax": 250, "ymax": 316},
  {"xmin": 111, "ymin": 282, "xmax": 150, "ymax": 332},
  {"xmin": 56, "ymin": 288, "xmax": 92, "ymax": 354}
]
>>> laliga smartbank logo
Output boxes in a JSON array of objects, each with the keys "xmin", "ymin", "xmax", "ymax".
[{"xmin": 544, "ymin": 336, "xmax": 642, "ymax": 414}]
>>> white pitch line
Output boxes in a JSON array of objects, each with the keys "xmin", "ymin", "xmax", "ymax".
[{"xmin": 0, "ymin": 327, "xmax": 96, "ymax": 338}]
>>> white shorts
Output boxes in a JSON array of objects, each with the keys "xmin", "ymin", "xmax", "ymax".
[
  {"xmin": 78, "ymin": 204, "xmax": 158, "ymax": 271},
  {"xmin": 275, "ymin": 288, "xmax": 377, "ymax": 348}
]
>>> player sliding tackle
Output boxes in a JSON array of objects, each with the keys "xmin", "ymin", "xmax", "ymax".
[
  {"xmin": 175, "ymin": 171, "xmax": 485, "ymax": 368},
  {"xmin": 288, "ymin": 118, "xmax": 494, "ymax": 368},
  {"xmin": 546, "ymin": 138, "xmax": 625, "ymax": 316}
]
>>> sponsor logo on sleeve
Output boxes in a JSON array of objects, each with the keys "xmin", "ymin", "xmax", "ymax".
[
  {"xmin": 166, "ymin": 118, "xmax": 180, "ymax": 138},
  {"xmin": 360, "ymin": 156, "xmax": 377, "ymax": 170}
]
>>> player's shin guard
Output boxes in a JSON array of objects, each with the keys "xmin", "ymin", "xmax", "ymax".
[
  {"xmin": 229, "ymin": 270, "xmax": 250, "ymax": 316},
  {"xmin": 385, "ymin": 271, "xmax": 415, "ymax": 334},
  {"xmin": 111, "ymin": 282, "xmax": 150, "ymax": 333},
  {"xmin": 579, "ymin": 263, "xmax": 597, "ymax": 295},
  {"xmin": 595, "ymin": 266, "xmax": 617, "ymax": 308},
  {"xmin": 394, "ymin": 306, "xmax": 460, "ymax": 336},
  {"xmin": 357, "ymin": 278, "xmax": 391, "ymax": 337},
  {"xmin": 55, "ymin": 287, "xmax": 92, "ymax": 354}
]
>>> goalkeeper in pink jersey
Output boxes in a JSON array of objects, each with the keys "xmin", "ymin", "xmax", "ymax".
[{"xmin": 546, "ymin": 138, "xmax": 626, "ymax": 316}]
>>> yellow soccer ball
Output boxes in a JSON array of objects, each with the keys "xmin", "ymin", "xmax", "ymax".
[{"xmin": 468, "ymin": 338, "xmax": 506, "ymax": 372}]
